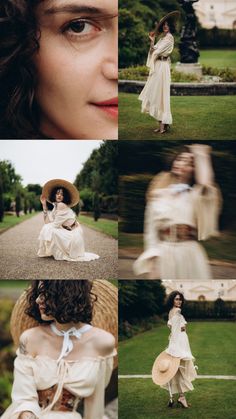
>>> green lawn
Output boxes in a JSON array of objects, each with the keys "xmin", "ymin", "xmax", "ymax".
[
  {"xmin": 119, "ymin": 93, "xmax": 236, "ymax": 140},
  {"xmin": 0, "ymin": 213, "xmax": 37, "ymax": 234},
  {"xmin": 119, "ymin": 322, "xmax": 236, "ymax": 375},
  {"xmin": 119, "ymin": 379, "xmax": 236, "ymax": 419},
  {"xmin": 78, "ymin": 215, "xmax": 118, "ymax": 239},
  {"xmin": 119, "ymin": 231, "xmax": 236, "ymax": 263},
  {"xmin": 200, "ymin": 49, "xmax": 236, "ymax": 69}
]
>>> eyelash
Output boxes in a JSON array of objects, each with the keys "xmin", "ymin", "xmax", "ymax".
[{"xmin": 61, "ymin": 18, "xmax": 102, "ymax": 41}]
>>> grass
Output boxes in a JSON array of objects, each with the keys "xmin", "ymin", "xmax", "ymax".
[
  {"xmin": 200, "ymin": 49, "xmax": 236, "ymax": 69},
  {"xmin": 0, "ymin": 213, "xmax": 37, "ymax": 234},
  {"xmin": 119, "ymin": 322, "xmax": 236, "ymax": 375},
  {"xmin": 119, "ymin": 231, "xmax": 236, "ymax": 263},
  {"xmin": 119, "ymin": 93, "xmax": 236, "ymax": 140},
  {"xmin": 119, "ymin": 379, "xmax": 236, "ymax": 419},
  {"xmin": 78, "ymin": 214, "xmax": 118, "ymax": 239},
  {"xmin": 0, "ymin": 281, "xmax": 29, "ymax": 289}
]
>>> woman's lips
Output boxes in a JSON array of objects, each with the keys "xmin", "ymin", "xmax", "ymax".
[{"xmin": 91, "ymin": 97, "xmax": 118, "ymax": 118}]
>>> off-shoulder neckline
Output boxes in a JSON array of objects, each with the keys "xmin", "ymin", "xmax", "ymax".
[{"xmin": 16, "ymin": 348, "xmax": 117, "ymax": 363}]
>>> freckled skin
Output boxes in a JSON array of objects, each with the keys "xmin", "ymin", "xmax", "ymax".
[{"xmin": 34, "ymin": 0, "xmax": 118, "ymax": 139}]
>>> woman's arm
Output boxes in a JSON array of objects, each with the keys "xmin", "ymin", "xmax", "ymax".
[
  {"xmin": 40, "ymin": 195, "xmax": 50, "ymax": 224},
  {"xmin": 189, "ymin": 144, "xmax": 214, "ymax": 187}
]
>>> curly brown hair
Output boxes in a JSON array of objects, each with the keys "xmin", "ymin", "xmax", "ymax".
[
  {"xmin": 25, "ymin": 280, "xmax": 97, "ymax": 324},
  {"xmin": 166, "ymin": 291, "xmax": 185, "ymax": 312},
  {"xmin": 0, "ymin": 0, "xmax": 44, "ymax": 138}
]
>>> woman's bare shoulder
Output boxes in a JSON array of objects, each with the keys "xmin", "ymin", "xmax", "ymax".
[
  {"xmin": 169, "ymin": 307, "xmax": 181, "ymax": 318},
  {"xmin": 19, "ymin": 325, "xmax": 50, "ymax": 356},
  {"xmin": 89, "ymin": 327, "xmax": 115, "ymax": 355}
]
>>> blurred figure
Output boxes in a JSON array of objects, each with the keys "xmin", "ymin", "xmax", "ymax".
[{"xmin": 134, "ymin": 144, "xmax": 222, "ymax": 279}]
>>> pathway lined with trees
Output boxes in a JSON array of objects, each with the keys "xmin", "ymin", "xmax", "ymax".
[{"xmin": 0, "ymin": 213, "xmax": 118, "ymax": 280}]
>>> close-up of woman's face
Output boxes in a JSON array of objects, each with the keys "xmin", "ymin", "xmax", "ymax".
[
  {"xmin": 34, "ymin": 0, "xmax": 118, "ymax": 140},
  {"xmin": 55, "ymin": 188, "xmax": 64, "ymax": 203},
  {"xmin": 173, "ymin": 294, "xmax": 183, "ymax": 308},
  {"xmin": 171, "ymin": 152, "xmax": 194, "ymax": 182},
  {"xmin": 163, "ymin": 21, "xmax": 170, "ymax": 34},
  {"xmin": 36, "ymin": 282, "xmax": 54, "ymax": 321}
]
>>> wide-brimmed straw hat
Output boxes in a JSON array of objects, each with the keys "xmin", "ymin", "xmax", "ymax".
[
  {"xmin": 42, "ymin": 179, "xmax": 80, "ymax": 207},
  {"xmin": 152, "ymin": 351, "xmax": 180, "ymax": 386},
  {"xmin": 156, "ymin": 10, "xmax": 180, "ymax": 34},
  {"xmin": 10, "ymin": 280, "xmax": 118, "ymax": 367}
]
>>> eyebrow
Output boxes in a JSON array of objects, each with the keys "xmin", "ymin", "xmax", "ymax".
[{"xmin": 44, "ymin": 4, "xmax": 109, "ymax": 16}]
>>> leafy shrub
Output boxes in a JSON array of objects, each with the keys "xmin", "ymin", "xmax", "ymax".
[
  {"xmin": 202, "ymin": 65, "xmax": 236, "ymax": 82},
  {"xmin": 80, "ymin": 188, "xmax": 94, "ymax": 212},
  {"xmin": 0, "ymin": 372, "xmax": 13, "ymax": 414}
]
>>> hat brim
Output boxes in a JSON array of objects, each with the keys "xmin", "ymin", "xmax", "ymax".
[
  {"xmin": 10, "ymin": 280, "xmax": 118, "ymax": 367},
  {"xmin": 156, "ymin": 10, "xmax": 180, "ymax": 34},
  {"xmin": 152, "ymin": 351, "xmax": 180, "ymax": 386},
  {"xmin": 42, "ymin": 179, "xmax": 80, "ymax": 207}
]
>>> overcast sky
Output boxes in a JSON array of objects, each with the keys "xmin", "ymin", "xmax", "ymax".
[{"xmin": 0, "ymin": 140, "xmax": 103, "ymax": 186}]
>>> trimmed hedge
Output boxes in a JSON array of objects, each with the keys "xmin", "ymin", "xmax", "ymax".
[
  {"xmin": 198, "ymin": 28, "xmax": 236, "ymax": 48},
  {"xmin": 183, "ymin": 300, "xmax": 236, "ymax": 320},
  {"xmin": 119, "ymin": 174, "xmax": 153, "ymax": 233}
]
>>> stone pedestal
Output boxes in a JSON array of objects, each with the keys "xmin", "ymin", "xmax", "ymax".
[{"xmin": 175, "ymin": 62, "xmax": 203, "ymax": 79}]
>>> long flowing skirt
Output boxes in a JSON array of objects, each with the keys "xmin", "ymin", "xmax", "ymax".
[
  {"xmin": 139, "ymin": 61, "xmax": 172, "ymax": 125},
  {"xmin": 162, "ymin": 359, "xmax": 197, "ymax": 394},
  {"xmin": 38, "ymin": 224, "xmax": 99, "ymax": 262},
  {"xmin": 133, "ymin": 241, "xmax": 212, "ymax": 280}
]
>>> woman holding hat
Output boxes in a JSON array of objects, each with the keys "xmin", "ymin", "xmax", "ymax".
[
  {"xmin": 133, "ymin": 144, "xmax": 221, "ymax": 279},
  {"xmin": 152, "ymin": 291, "xmax": 197, "ymax": 408},
  {"xmin": 139, "ymin": 11, "xmax": 180, "ymax": 134},
  {"xmin": 38, "ymin": 179, "xmax": 99, "ymax": 262},
  {"xmin": 1, "ymin": 280, "xmax": 117, "ymax": 419}
]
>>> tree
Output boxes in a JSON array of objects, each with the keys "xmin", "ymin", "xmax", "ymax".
[
  {"xmin": 93, "ymin": 192, "xmax": 101, "ymax": 222},
  {"xmin": 0, "ymin": 176, "xmax": 4, "ymax": 222},
  {"xmin": 15, "ymin": 190, "xmax": 22, "ymax": 217}
]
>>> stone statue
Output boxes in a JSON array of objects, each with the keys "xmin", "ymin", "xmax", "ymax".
[{"xmin": 178, "ymin": 0, "xmax": 200, "ymax": 63}]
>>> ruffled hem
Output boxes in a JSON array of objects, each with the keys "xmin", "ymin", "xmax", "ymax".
[
  {"xmin": 139, "ymin": 97, "xmax": 173, "ymax": 125},
  {"xmin": 38, "ymin": 245, "xmax": 99, "ymax": 262}
]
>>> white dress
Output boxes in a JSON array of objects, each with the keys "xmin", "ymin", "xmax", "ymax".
[
  {"xmin": 0, "ymin": 349, "xmax": 116, "ymax": 419},
  {"xmin": 133, "ymin": 183, "xmax": 220, "ymax": 279},
  {"xmin": 162, "ymin": 308, "xmax": 197, "ymax": 394},
  {"xmin": 38, "ymin": 205, "xmax": 99, "ymax": 262},
  {"xmin": 139, "ymin": 33, "xmax": 174, "ymax": 124}
]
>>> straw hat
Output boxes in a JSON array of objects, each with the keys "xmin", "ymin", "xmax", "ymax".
[
  {"xmin": 156, "ymin": 10, "xmax": 180, "ymax": 34},
  {"xmin": 152, "ymin": 351, "xmax": 180, "ymax": 386},
  {"xmin": 10, "ymin": 280, "xmax": 118, "ymax": 367},
  {"xmin": 42, "ymin": 179, "xmax": 80, "ymax": 207}
]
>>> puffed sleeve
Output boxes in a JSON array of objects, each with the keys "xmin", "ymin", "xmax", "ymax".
[
  {"xmin": 147, "ymin": 34, "xmax": 174, "ymax": 73},
  {"xmin": 193, "ymin": 185, "xmax": 221, "ymax": 240},
  {"xmin": 1, "ymin": 353, "xmax": 41, "ymax": 419},
  {"xmin": 52, "ymin": 209, "xmax": 74, "ymax": 228},
  {"xmin": 133, "ymin": 199, "xmax": 161, "ymax": 275},
  {"xmin": 83, "ymin": 350, "xmax": 116, "ymax": 419}
]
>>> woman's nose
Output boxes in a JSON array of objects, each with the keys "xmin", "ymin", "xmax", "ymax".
[
  {"xmin": 101, "ymin": 23, "xmax": 118, "ymax": 80},
  {"xmin": 36, "ymin": 294, "xmax": 44, "ymax": 304}
]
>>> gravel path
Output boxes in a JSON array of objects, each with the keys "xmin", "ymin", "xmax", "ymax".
[{"xmin": 0, "ymin": 214, "xmax": 118, "ymax": 280}]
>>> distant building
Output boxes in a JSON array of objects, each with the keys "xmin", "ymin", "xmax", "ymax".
[
  {"xmin": 193, "ymin": 0, "xmax": 236, "ymax": 29},
  {"xmin": 163, "ymin": 280, "xmax": 236, "ymax": 301}
]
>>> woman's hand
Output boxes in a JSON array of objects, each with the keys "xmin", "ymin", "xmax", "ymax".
[
  {"xmin": 149, "ymin": 31, "xmax": 156, "ymax": 42},
  {"xmin": 40, "ymin": 195, "xmax": 47, "ymax": 206},
  {"xmin": 181, "ymin": 326, "xmax": 186, "ymax": 332},
  {"xmin": 19, "ymin": 412, "xmax": 37, "ymax": 419}
]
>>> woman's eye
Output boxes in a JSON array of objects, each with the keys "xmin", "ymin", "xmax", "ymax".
[{"xmin": 63, "ymin": 19, "xmax": 101, "ymax": 39}]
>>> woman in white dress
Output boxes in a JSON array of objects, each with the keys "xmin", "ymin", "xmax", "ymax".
[
  {"xmin": 38, "ymin": 179, "xmax": 99, "ymax": 262},
  {"xmin": 139, "ymin": 11, "xmax": 179, "ymax": 134},
  {"xmin": 133, "ymin": 145, "xmax": 221, "ymax": 280},
  {"xmin": 1, "ymin": 280, "xmax": 116, "ymax": 419},
  {"xmin": 152, "ymin": 291, "xmax": 197, "ymax": 408}
]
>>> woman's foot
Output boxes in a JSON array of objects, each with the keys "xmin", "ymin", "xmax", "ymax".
[
  {"xmin": 177, "ymin": 395, "xmax": 189, "ymax": 408},
  {"xmin": 167, "ymin": 399, "xmax": 175, "ymax": 408}
]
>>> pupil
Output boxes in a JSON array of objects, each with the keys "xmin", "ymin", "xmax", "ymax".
[{"xmin": 70, "ymin": 21, "xmax": 86, "ymax": 33}]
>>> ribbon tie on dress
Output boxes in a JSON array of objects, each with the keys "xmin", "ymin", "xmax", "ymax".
[{"xmin": 50, "ymin": 323, "xmax": 92, "ymax": 362}]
